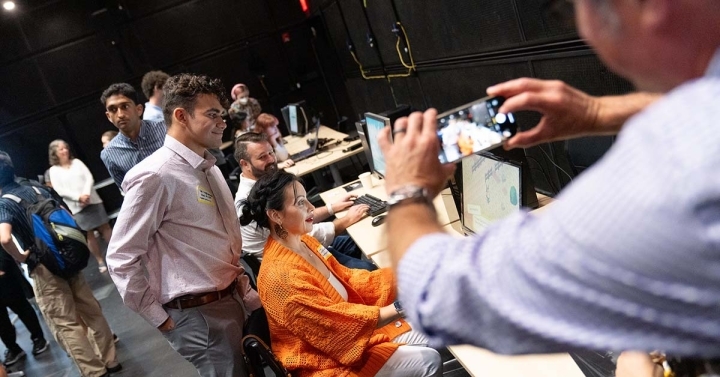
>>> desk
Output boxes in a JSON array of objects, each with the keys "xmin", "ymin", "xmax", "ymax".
[
  {"xmin": 322, "ymin": 184, "xmax": 582, "ymax": 377},
  {"xmin": 320, "ymin": 175, "xmax": 459, "ymax": 256},
  {"xmin": 283, "ymin": 126, "xmax": 364, "ymax": 185},
  {"xmin": 448, "ymin": 346, "xmax": 584, "ymax": 377}
]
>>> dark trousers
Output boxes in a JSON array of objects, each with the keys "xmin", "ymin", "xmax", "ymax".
[
  {"xmin": 327, "ymin": 235, "xmax": 378, "ymax": 271},
  {"xmin": 0, "ymin": 298, "xmax": 45, "ymax": 352}
]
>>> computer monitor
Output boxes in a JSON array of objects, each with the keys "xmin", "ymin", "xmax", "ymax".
[
  {"xmin": 281, "ymin": 101, "xmax": 309, "ymax": 135},
  {"xmin": 363, "ymin": 105, "xmax": 411, "ymax": 177},
  {"xmin": 363, "ymin": 113, "xmax": 389, "ymax": 177},
  {"xmin": 454, "ymin": 152, "xmax": 537, "ymax": 235},
  {"xmin": 355, "ymin": 120, "xmax": 375, "ymax": 174}
]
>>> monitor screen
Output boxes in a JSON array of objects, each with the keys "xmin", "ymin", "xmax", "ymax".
[
  {"xmin": 288, "ymin": 105, "xmax": 299, "ymax": 134},
  {"xmin": 461, "ymin": 154, "xmax": 521, "ymax": 234},
  {"xmin": 364, "ymin": 114, "xmax": 388, "ymax": 177}
]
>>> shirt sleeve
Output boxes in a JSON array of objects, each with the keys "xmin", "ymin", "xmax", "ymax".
[
  {"xmin": 333, "ymin": 264, "xmax": 397, "ymax": 307},
  {"xmin": 274, "ymin": 143, "xmax": 289, "ymax": 162},
  {"xmin": 310, "ymin": 222, "xmax": 335, "ymax": 247},
  {"xmin": 48, "ymin": 166, "xmax": 79, "ymax": 202},
  {"xmin": 398, "ymin": 107, "xmax": 720, "ymax": 357},
  {"xmin": 106, "ymin": 170, "xmax": 169, "ymax": 327},
  {"xmin": 250, "ymin": 98, "xmax": 262, "ymax": 119},
  {"xmin": 259, "ymin": 264, "xmax": 381, "ymax": 366},
  {"xmin": 75, "ymin": 159, "xmax": 95, "ymax": 197},
  {"xmin": 100, "ymin": 149, "xmax": 125, "ymax": 190}
]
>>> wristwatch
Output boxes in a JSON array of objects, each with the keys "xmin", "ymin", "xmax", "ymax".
[
  {"xmin": 387, "ymin": 184, "xmax": 433, "ymax": 210},
  {"xmin": 393, "ymin": 300, "xmax": 405, "ymax": 318}
]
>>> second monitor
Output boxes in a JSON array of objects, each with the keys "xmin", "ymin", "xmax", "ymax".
[
  {"xmin": 281, "ymin": 101, "xmax": 310, "ymax": 135},
  {"xmin": 363, "ymin": 105, "xmax": 412, "ymax": 177},
  {"xmin": 453, "ymin": 150, "xmax": 539, "ymax": 236}
]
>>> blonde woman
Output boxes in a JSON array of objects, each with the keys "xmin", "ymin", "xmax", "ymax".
[{"xmin": 48, "ymin": 140, "xmax": 112, "ymax": 273}]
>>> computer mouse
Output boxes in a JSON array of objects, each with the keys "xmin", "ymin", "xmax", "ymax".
[{"xmin": 371, "ymin": 215, "xmax": 386, "ymax": 227}]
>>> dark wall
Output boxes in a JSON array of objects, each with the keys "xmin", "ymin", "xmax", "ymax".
[
  {"xmin": 1, "ymin": 0, "xmax": 635, "ymax": 197},
  {"xmin": 0, "ymin": 0, "xmax": 344, "ymax": 182},
  {"xmin": 316, "ymin": 0, "xmax": 635, "ymax": 194}
]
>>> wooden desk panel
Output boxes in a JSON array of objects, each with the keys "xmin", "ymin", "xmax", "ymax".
[
  {"xmin": 321, "ymin": 178, "xmax": 458, "ymax": 256},
  {"xmin": 448, "ymin": 346, "xmax": 584, "ymax": 377},
  {"xmin": 283, "ymin": 126, "xmax": 364, "ymax": 177}
]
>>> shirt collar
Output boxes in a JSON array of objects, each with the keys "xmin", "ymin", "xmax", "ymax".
[
  {"xmin": 145, "ymin": 102, "xmax": 162, "ymax": 112},
  {"xmin": 239, "ymin": 174, "xmax": 257, "ymax": 189},
  {"xmin": 164, "ymin": 135, "xmax": 217, "ymax": 171},
  {"xmin": 113, "ymin": 120, "xmax": 152, "ymax": 145},
  {"xmin": 706, "ymin": 47, "xmax": 720, "ymax": 77}
]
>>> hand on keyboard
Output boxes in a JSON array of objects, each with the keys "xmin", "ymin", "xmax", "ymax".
[
  {"xmin": 345, "ymin": 204, "xmax": 370, "ymax": 225},
  {"xmin": 332, "ymin": 193, "xmax": 357, "ymax": 212},
  {"xmin": 353, "ymin": 194, "xmax": 388, "ymax": 217},
  {"xmin": 279, "ymin": 159, "xmax": 295, "ymax": 169}
]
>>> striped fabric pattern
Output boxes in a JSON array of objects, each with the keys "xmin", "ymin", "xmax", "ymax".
[
  {"xmin": 100, "ymin": 120, "xmax": 166, "ymax": 189},
  {"xmin": 398, "ymin": 48, "xmax": 720, "ymax": 357}
]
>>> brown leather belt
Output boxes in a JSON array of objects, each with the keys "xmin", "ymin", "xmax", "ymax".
[{"xmin": 164, "ymin": 283, "xmax": 235, "ymax": 310}]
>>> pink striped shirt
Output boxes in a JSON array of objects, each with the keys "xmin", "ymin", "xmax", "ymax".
[{"xmin": 107, "ymin": 135, "xmax": 255, "ymax": 327}]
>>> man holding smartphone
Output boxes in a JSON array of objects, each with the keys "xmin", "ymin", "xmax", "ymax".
[{"xmin": 381, "ymin": 0, "xmax": 720, "ymax": 359}]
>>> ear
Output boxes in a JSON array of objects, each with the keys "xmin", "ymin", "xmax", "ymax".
[
  {"xmin": 135, "ymin": 103, "xmax": 144, "ymax": 117},
  {"xmin": 105, "ymin": 111, "xmax": 113, "ymax": 123},
  {"xmin": 266, "ymin": 209, "xmax": 282, "ymax": 225},
  {"xmin": 637, "ymin": 0, "xmax": 671, "ymax": 31},
  {"xmin": 173, "ymin": 107, "xmax": 189, "ymax": 126}
]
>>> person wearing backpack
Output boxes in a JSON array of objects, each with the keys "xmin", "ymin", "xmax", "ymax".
[{"xmin": 0, "ymin": 151, "xmax": 121, "ymax": 377}]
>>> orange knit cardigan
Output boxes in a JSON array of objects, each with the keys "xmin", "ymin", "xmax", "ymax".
[{"xmin": 257, "ymin": 235, "xmax": 411, "ymax": 377}]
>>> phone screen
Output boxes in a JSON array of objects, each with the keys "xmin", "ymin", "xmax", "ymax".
[{"xmin": 437, "ymin": 96, "xmax": 517, "ymax": 164}]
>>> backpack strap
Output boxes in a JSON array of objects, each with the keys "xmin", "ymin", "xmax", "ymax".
[
  {"xmin": 31, "ymin": 186, "xmax": 44, "ymax": 201},
  {"xmin": 2, "ymin": 194, "xmax": 22, "ymax": 203}
]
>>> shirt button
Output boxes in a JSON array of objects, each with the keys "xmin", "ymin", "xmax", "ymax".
[{"xmin": 395, "ymin": 321, "xmax": 402, "ymax": 328}]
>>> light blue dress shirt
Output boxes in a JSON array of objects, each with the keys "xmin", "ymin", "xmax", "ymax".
[
  {"xmin": 143, "ymin": 102, "xmax": 164, "ymax": 122},
  {"xmin": 399, "ymin": 48, "xmax": 720, "ymax": 358}
]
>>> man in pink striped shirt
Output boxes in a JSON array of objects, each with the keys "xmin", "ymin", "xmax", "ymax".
[{"xmin": 107, "ymin": 74, "xmax": 259, "ymax": 377}]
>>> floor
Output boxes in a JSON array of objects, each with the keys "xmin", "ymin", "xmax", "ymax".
[
  {"xmin": 2, "ymin": 252, "xmax": 472, "ymax": 377},
  {"xmin": 1, "ymin": 256, "xmax": 197, "ymax": 377}
]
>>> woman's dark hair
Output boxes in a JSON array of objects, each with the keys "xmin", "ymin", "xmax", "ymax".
[{"xmin": 239, "ymin": 170, "xmax": 302, "ymax": 229}]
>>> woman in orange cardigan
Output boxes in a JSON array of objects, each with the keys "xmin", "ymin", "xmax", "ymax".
[{"xmin": 239, "ymin": 170, "xmax": 441, "ymax": 377}]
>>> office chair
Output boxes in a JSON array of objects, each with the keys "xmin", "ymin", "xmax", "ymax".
[{"xmin": 242, "ymin": 308, "xmax": 290, "ymax": 377}]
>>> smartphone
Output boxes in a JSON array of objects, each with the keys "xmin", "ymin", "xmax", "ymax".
[{"xmin": 436, "ymin": 96, "xmax": 517, "ymax": 164}]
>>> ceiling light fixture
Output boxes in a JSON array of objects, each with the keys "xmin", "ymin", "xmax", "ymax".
[{"xmin": 2, "ymin": 1, "xmax": 16, "ymax": 11}]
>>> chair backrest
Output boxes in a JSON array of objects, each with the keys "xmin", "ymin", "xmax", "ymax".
[
  {"xmin": 242, "ymin": 308, "xmax": 290, "ymax": 377},
  {"xmin": 242, "ymin": 335, "xmax": 290, "ymax": 377}
]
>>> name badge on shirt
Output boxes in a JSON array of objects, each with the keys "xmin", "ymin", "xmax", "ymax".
[{"xmin": 197, "ymin": 186, "xmax": 215, "ymax": 206}]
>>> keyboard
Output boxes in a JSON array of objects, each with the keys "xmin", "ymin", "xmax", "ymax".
[
  {"xmin": 354, "ymin": 194, "xmax": 388, "ymax": 217},
  {"xmin": 290, "ymin": 149, "xmax": 318, "ymax": 162}
]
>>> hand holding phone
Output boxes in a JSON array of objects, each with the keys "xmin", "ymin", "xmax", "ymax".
[{"xmin": 436, "ymin": 96, "xmax": 517, "ymax": 164}]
